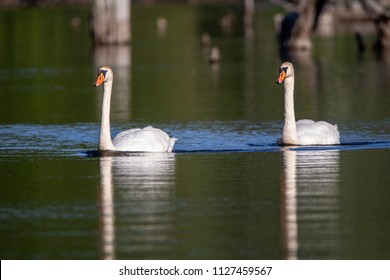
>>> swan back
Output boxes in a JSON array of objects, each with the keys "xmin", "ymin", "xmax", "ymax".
[
  {"xmin": 112, "ymin": 126, "xmax": 177, "ymax": 152},
  {"xmin": 296, "ymin": 120, "xmax": 340, "ymax": 145}
]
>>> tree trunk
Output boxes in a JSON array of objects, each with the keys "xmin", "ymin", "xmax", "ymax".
[
  {"xmin": 377, "ymin": 19, "xmax": 390, "ymax": 49},
  {"xmin": 288, "ymin": 0, "xmax": 316, "ymax": 50},
  {"xmin": 275, "ymin": 0, "xmax": 330, "ymax": 52},
  {"xmin": 359, "ymin": 0, "xmax": 390, "ymax": 50},
  {"xmin": 244, "ymin": 0, "xmax": 255, "ymax": 28},
  {"xmin": 90, "ymin": 0, "xmax": 131, "ymax": 45}
]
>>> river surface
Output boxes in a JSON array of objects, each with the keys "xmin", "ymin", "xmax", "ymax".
[{"xmin": 0, "ymin": 3, "xmax": 389, "ymax": 260}]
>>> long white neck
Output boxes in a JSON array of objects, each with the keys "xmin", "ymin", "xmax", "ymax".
[
  {"xmin": 99, "ymin": 81, "xmax": 115, "ymax": 150},
  {"xmin": 282, "ymin": 76, "xmax": 298, "ymax": 145}
]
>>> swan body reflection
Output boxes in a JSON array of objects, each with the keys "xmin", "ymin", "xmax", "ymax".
[
  {"xmin": 281, "ymin": 148, "xmax": 340, "ymax": 259},
  {"xmin": 99, "ymin": 153, "xmax": 176, "ymax": 259}
]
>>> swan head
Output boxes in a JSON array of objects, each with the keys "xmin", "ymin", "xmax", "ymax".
[
  {"xmin": 94, "ymin": 66, "xmax": 113, "ymax": 87},
  {"xmin": 276, "ymin": 62, "xmax": 294, "ymax": 84}
]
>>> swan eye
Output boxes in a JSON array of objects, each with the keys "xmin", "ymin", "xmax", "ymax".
[
  {"xmin": 281, "ymin": 66, "xmax": 288, "ymax": 74},
  {"xmin": 99, "ymin": 69, "xmax": 108, "ymax": 77}
]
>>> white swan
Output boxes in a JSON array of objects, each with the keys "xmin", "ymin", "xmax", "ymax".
[
  {"xmin": 94, "ymin": 66, "xmax": 176, "ymax": 152},
  {"xmin": 276, "ymin": 62, "xmax": 340, "ymax": 145}
]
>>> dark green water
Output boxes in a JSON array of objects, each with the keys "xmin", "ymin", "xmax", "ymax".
[{"xmin": 0, "ymin": 4, "xmax": 389, "ymax": 260}]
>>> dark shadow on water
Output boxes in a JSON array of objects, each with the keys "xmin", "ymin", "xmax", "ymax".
[
  {"xmin": 289, "ymin": 141, "xmax": 390, "ymax": 152},
  {"xmin": 85, "ymin": 146, "xmax": 280, "ymax": 157},
  {"xmin": 85, "ymin": 150, "xmax": 162, "ymax": 157},
  {"xmin": 83, "ymin": 141, "xmax": 390, "ymax": 157},
  {"xmin": 247, "ymin": 140, "xmax": 390, "ymax": 153},
  {"xmin": 172, "ymin": 147, "xmax": 280, "ymax": 153}
]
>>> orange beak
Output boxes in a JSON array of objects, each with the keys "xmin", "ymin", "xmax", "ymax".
[
  {"xmin": 276, "ymin": 70, "xmax": 286, "ymax": 84},
  {"xmin": 94, "ymin": 73, "xmax": 105, "ymax": 87}
]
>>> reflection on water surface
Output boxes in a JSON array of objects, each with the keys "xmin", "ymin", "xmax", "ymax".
[
  {"xmin": 0, "ymin": 4, "xmax": 390, "ymax": 260},
  {"xmin": 281, "ymin": 149, "xmax": 340, "ymax": 260},
  {"xmin": 99, "ymin": 154, "xmax": 176, "ymax": 260}
]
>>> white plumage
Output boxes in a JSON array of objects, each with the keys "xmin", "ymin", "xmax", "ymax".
[
  {"xmin": 276, "ymin": 62, "xmax": 340, "ymax": 146},
  {"xmin": 94, "ymin": 66, "xmax": 176, "ymax": 152},
  {"xmin": 112, "ymin": 126, "xmax": 176, "ymax": 152}
]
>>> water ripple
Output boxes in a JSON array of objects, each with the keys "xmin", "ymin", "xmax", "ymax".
[{"xmin": 0, "ymin": 120, "xmax": 389, "ymax": 157}]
